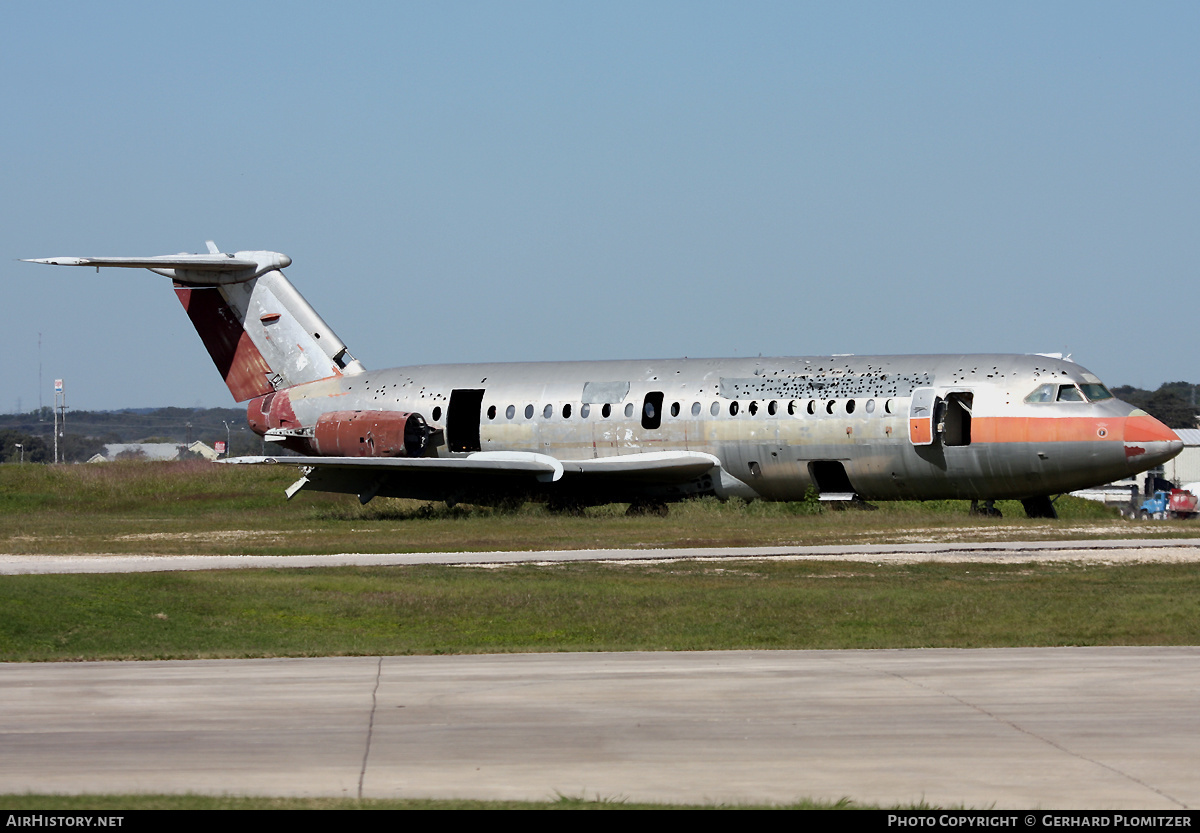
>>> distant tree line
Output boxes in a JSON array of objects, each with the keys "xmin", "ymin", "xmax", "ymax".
[{"xmin": 1109, "ymin": 382, "xmax": 1199, "ymax": 429}]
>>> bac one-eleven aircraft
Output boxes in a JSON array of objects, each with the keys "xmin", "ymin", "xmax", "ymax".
[{"xmin": 27, "ymin": 244, "xmax": 1182, "ymax": 518}]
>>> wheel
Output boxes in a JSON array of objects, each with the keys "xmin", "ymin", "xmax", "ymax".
[{"xmin": 626, "ymin": 501, "xmax": 669, "ymax": 517}]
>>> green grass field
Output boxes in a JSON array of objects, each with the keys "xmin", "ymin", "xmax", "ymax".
[
  {"xmin": 4, "ymin": 560, "xmax": 1199, "ymax": 661},
  {"xmin": 0, "ymin": 460, "xmax": 1184, "ymax": 557},
  {"xmin": 2, "ymin": 462, "xmax": 1197, "ymax": 811},
  {"xmin": 2, "ymin": 461, "xmax": 1197, "ymax": 663}
]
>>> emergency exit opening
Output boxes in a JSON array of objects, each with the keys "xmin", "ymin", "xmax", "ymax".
[
  {"xmin": 642, "ymin": 391, "xmax": 664, "ymax": 430},
  {"xmin": 447, "ymin": 389, "xmax": 485, "ymax": 452}
]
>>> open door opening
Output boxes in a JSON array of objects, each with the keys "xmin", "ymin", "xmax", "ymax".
[
  {"xmin": 808, "ymin": 460, "xmax": 856, "ymax": 501},
  {"xmin": 942, "ymin": 392, "xmax": 973, "ymax": 446},
  {"xmin": 447, "ymin": 389, "xmax": 485, "ymax": 452}
]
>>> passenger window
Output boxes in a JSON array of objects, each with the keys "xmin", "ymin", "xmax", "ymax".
[
  {"xmin": 692, "ymin": 402, "xmax": 701, "ymax": 416},
  {"xmin": 487, "ymin": 405, "xmax": 497, "ymax": 420},
  {"xmin": 602, "ymin": 404, "xmax": 612, "ymax": 418},
  {"xmin": 624, "ymin": 403, "xmax": 634, "ymax": 418},
  {"xmin": 525, "ymin": 404, "xmax": 534, "ymax": 419},
  {"xmin": 506, "ymin": 405, "xmax": 516, "ymax": 420},
  {"xmin": 671, "ymin": 402, "xmax": 680, "ymax": 417},
  {"xmin": 749, "ymin": 401, "xmax": 759, "ymax": 416},
  {"xmin": 581, "ymin": 404, "xmax": 590, "ymax": 418},
  {"xmin": 563, "ymin": 404, "xmax": 572, "ymax": 418},
  {"xmin": 846, "ymin": 399, "xmax": 856, "ymax": 414},
  {"xmin": 543, "ymin": 404, "xmax": 553, "ymax": 419},
  {"xmin": 768, "ymin": 400, "xmax": 777, "ymax": 416},
  {"xmin": 710, "ymin": 401, "xmax": 720, "ymax": 416},
  {"xmin": 729, "ymin": 401, "xmax": 739, "ymax": 416},
  {"xmin": 788, "ymin": 400, "xmax": 796, "ymax": 416}
]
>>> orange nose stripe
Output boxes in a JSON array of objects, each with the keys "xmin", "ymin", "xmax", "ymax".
[{"xmin": 1125, "ymin": 415, "xmax": 1180, "ymax": 444}]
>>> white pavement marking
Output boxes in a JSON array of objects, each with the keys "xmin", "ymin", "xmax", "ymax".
[{"xmin": 1, "ymin": 648, "xmax": 1196, "ymax": 808}]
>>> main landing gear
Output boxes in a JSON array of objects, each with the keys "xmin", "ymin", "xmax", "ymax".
[
  {"xmin": 970, "ymin": 499, "xmax": 1002, "ymax": 518},
  {"xmin": 626, "ymin": 500, "xmax": 670, "ymax": 517},
  {"xmin": 1020, "ymin": 495, "xmax": 1058, "ymax": 519},
  {"xmin": 970, "ymin": 497, "xmax": 1059, "ymax": 519}
]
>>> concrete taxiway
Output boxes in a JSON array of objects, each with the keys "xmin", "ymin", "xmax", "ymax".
[
  {"xmin": 2, "ymin": 647, "xmax": 1197, "ymax": 808},
  {"xmin": 3, "ymin": 537, "xmax": 1200, "ymax": 574}
]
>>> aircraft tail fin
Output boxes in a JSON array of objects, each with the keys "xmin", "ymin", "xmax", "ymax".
[{"xmin": 24, "ymin": 245, "xmax": 365, "ymax": 402}]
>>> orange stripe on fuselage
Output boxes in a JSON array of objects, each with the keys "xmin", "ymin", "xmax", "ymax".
[
  {"xmin": 972, "ymin": 415, "xmax": 1176, "ymax": 444},
  {"xmin": 1124, "ymin": 414, "xmax": 1180, "ymax": 444}
]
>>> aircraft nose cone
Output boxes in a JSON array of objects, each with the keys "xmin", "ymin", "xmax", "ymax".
[{"xmin": 1123, "ymin": 413, "xmax": 1183, "ymax": 470}]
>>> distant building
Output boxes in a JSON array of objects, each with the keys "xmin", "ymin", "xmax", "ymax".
[
  {"xmin": 1164, "ymin": 429, "xmax": 1200, "ymax": 485},
  {"xmin": 91, "ymin": 441, "xmax": 220, "ymax": 463}
]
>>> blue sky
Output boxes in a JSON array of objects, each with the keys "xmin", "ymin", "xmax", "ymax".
[{"xmin": 3, "ymin": 2, "xmax": 1197, "ymax": 411}]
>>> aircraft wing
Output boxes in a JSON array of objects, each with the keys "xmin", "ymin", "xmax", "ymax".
[{"xmin": 248, "ymin": 450, "xmax": 721, "ymax": 504}]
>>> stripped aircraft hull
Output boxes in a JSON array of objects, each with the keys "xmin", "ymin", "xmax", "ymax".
[
  {"xmin": 26, "ymin": 247, "xmax": 1181, "ymax": 515},
  {"xmin": 251, "ymin": 354, "xmax": 1180, "ymax": 506}
]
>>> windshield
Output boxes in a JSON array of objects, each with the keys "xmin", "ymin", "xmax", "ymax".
[
  {"xmin": 1024, "ymin": 384, "xmax": 1056, "ymax": 404},
  {"xmin": 1025, "ymin": 382, "xmax": 1113, "ymax": 404},
  {"xmin": 1079, "ymin": 383, "xmax": 1113, "ymax": 401}
]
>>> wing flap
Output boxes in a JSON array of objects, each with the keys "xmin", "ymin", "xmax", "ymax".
[{"xmin": 560, "ymin": 451, "xmax": 721, "ymax": 482}]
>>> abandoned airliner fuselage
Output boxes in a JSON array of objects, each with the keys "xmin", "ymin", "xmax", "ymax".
[{"xmin": 26, "ymin": 246, "xmax": 1181, "ymax": 518}]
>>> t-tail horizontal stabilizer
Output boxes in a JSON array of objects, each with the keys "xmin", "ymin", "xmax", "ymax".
[
  {"xmin": 24, "ymin": 243, "xmax": 364, "ymax": 402},
  {"xmin": 24, "ymin": 244, "xmax": 292, "ymax": 286}
]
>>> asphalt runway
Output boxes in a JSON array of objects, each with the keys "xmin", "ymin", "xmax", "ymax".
[
  {"xmin": 2, "ymin": 647, "xmax": 1197, "ymax": 808},
  {"xmin": 3, "ymin": 537, "xmax": 1200, "ymax": 574}
]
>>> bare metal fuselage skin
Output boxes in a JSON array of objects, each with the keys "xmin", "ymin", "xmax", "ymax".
[
  {"xmin": 257, "ymin": 353, "xmax": 1179, "ymax": 506},
  {"xmin": 25, "ymin": 248, "xmax": 1180, "ymax": 508}
]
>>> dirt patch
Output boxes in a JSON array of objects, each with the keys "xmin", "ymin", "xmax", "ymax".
[{"xmin": 115, "ymin": 530, "xmax": 289, "ymax": 542}]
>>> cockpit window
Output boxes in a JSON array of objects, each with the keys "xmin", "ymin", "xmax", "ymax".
[
  {"xmin": 1027, "ymin": 381, "xmax": 1114, "ymax": 404},
  {"xmin": 1079, "ymin": 384, "xmax": 1113, "ymax": 402},
  {"xmin": 1024, "ymin": 384, "xmax": 1056, "ymax": 404}
]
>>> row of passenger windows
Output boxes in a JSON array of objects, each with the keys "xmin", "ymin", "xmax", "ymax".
[{"xmin": 455, "ymin": 398, "xmax": 901, "ymax": 422}]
